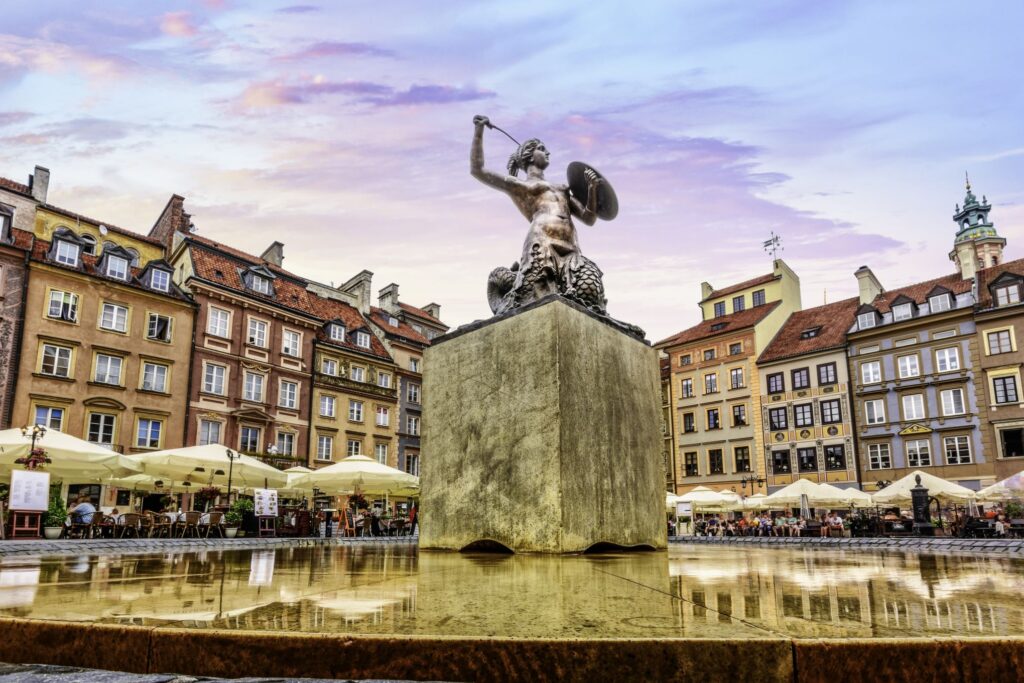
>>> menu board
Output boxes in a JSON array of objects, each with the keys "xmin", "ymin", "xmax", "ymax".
[
  {"xmin": 249, "ymin": 550, "xmax": 275, "ymax": 586},
  {"xmin": 9, "ymin": 470, "xmax": 50, "ymax": 512},
  {"xmin": 676, "ymin": 502, "xmax": 692, "ymax": 517},
  {"xmin": 253, "ymin": 488, "xmax": 278, "ymax": 517}
]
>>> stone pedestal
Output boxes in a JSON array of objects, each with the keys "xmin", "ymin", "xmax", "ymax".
[{"xmin": 420, "ymin": 296, "xmax": 666, "ymax": 553}]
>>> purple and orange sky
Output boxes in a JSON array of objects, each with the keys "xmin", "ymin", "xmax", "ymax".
[{"xmin": 2, "ymin": 1, "xmax": 1023, "ymax": 340}]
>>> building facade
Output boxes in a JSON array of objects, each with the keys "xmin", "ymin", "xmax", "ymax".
[{"xmin": 660, "ymin": 357, "xmax": 676, "ymax": 491}]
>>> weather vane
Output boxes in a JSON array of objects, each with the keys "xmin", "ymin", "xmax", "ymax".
[{"xmin": 763, "ymin": 231, "xmax": 783, "ymax": 262}]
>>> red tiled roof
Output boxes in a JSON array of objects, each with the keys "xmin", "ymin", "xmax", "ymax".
[
  {"xmin": 702, "ymin": 272, "xmax": 778, "ymax": 302},
  {"xmin": 312, "ymin": 298, "xmax": 392, "ymax": 361},
  {"xmin": 0, "ymin": 176, "xmax": 31, "ymax": 196},
  {"xmin": 369, "ymin": 306, "xmax": 430, "ymax": 345},
  {"xmin": 398, "ymin": 302, "xmax": 447, "ymax": 329},
  {"xmin": 758, "ymin": 297, "xmax": 860, "ymax": 364},
  {"xmin": 655, "ymin": 301, "xmax": 781, "ymax": 348},
  {"xmin": 976, "ymin": 257, "xmax": 1024, "ymax": 309},
  {"xmin": 188, "ymin": 233, "xmax": 306, "ymax": 281},
  {"xmin": 865, "ymin": 271, "xmax": 972, "ymax": 314}
]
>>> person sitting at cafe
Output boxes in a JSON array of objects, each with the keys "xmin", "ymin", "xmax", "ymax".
[
  {"xmin": 68, "ymin": 495, "xmax": 96, "ymax": 525},
  {"xmin": 820, "ymin": 513, "xmax": 831, "ymax": 537}
]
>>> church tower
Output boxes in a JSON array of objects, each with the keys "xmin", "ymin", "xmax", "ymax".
[{"xmin": 949, "ymin": 174, "xmax": 1005, "ymax": 280}]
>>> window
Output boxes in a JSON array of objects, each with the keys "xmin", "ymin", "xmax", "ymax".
[
  {"xmin": 940, "ymin": 388, "xmax": 965, "ymax": 415},
  {"xmin": 247, "ymin": 319, "xmax": 268, "ymax": 347},
  {"xmin": 199, "ymin": 420, "xmax": 222, "ymax": 446},
  {"xmin": 276, "ymin": 432, "xmax": 295, "ymax": 456},
  {"xmin": 728, "ymin": 342, "xmax": 742, "ymax": 356},
  {"xmin": 864, "ymin": 399, "xmax": 885, "ymax": 425},
  {"xmin": 320, "ymin": 395, "xmax": 336, "ymax": 417},
  {"xmin": 768, "ymin": 407, "xmax": 788, "ymax": 431},
  {"xmin": 404, "ymin": 453, "xmax": 420, "ymax": 476},
  {"xmin": 279, "ymin": 380, "xmax": 298, "ymax": 409},
  {"xmin": 322, "ymin": 358, "xmax": 337, "ymax": 376},
  {"xmin": 349, "ymin": 400, "xmax": 364, "ymax": 422},
  {"xmin": 407, "ymin": 383, "xmax": 420, "ymax": 403},
  {"xmin": 706, "ymin": 409, "xmax": 720, "ymax": 430},
  {"xmin": 410, "ymin": 358, "xmax": 420, "ymax": 372},
  {"xmin": 106, "ymin": 255, "xmax": 128, "ymax": 280},
  {"xmin": 942, "ymin": 438, "xmax": 966, "ymax": 464},
  {"xmin": 150, "ymin": 269, "xmax": 170, "ymax": 292},
  {"xmin": 732, "ymin": 296, "xmax": 744, "ymax": 313},
  {"xmin": 87, "ymin": 413, "xmax": 115, "ymax": 447},
  {"xmin": 704, "ymin": 373, "xmax": 718, "ymax": 394},
  {"xmin": 929, "ymin": 294, "xmax": 951, "ymax": 312},
  {"xmin": 820, "ymin": 399, "xmax": 841, "ymax": 424},
  {"xmin": 329, "ymin": 323, "xmax": 345, "ymax": 341},
  {"xmin": 282, "ymin": 330, "xmax": 300, "ymax": 356},
  {"xmin": 376, "ymin": 405, "xmax": 390, "ymax": 427},
  {"xmin": 794, "ymin": 403, "xmax": 813, "ymax": 427},
  {"xmin": 752, "ymin": 290, "xmax": 766, "ymax": 306},
  {"xmin": 906, "ymin": 439, "xmax": 932, "ymax": 467},
  {"xmin": 797, "ymin": 447, "xmax": 817, "ymax": 472},
  {"xmin": 734, "ymin": 447, "xmax": 751, "ymax": 473},
  {"xmin": 902, "ymin": 394, "xmax": 925, "ymax": 420},
  {"xmin": 136, "ymin": 418, "xmax": 162, "ymax": 449},
  {"xmin": 408, "ymin": 416, "xmax": 420, "ymax": 435},
  {"xmin": 824, "ymin": 445, "xmax": 846, "ymax": 470},
  {"xmin": 240, "ymin": 426, "xmax": 261, "ymax": 453},
  {"xmin": 346, "ymin": 440, "xmax": 362, "ymax": 458},
  {"xmin": 316, "ymin": 435, "xmax": 334, "ymax": 461},
  {"xmin": 996, "ymin": 285, "xmax": 1021, "ymax": 306},
  {"xmin": 251, "ymin": 274, "xmax": 271, "ymax": 295},
  {"xmin": 868, "ymin": 443, "xmax": 891, "ymax": 470},
  {"xmin": 767, "ymin": 373, "xmax": 784, "ymax": 394},
  {"xmin": 684, "ymin": 452, "xmax": 699, "ymax": 477},
  {"xmin": 703, "ymin": 348, "xmax": 715, "ymax": 361},
  {"xmin": 141, "ymin": 362, "xmax": 167, "ymax": 392},
  {"xmin": 356, "ymin": 331, "xmax": 371, "ymax": 348},
  {"xmin": 897, "ymin": 355, "xmax": 920, "ymax": 379},
  {"xmin": 935, "ymin": 347, "xmax": 960, "ymax": 372},
  {"xmin": 724, "ymin": 367, "xmax": 742, "ymax": 389},
  {"xmin": 682, "ymin": 412, "xmax": 696, "ymax": 433},
  {"xmin": 208, "ymin": 307, "xmax": 230, "ymax": 337},
  {"xmin": 54, "ymin": 240, "xmax": 80, "ymax": 266},
  {"xmin": 892, "ymin": 303, "xmax": 913, "ymax": 321},
  {"xmin": 681, "ymin": 378, "xmax": 693, "ymax": 398},
  {"xmin": 41, "ymin": 344, "xmax": 72, "ymax": 377},
  {"xmin": 732, "ymin": 404, "xmax": 747, "ymax": 426},
  {"xmin": 817, "ymin": 363, "xmax": 837, "ymax": 385},
  {"xmin": 94, "ymin": 354, "xmax": 123, "ymax": 385},
  {"xmin": 861, "ymin": 361, "xmax": 881, "ymax": 384},
  {"xmin": 994, "ymin": 376, "xmax": 1019, "ymax": 404},
  {"xmin": 708, "ymin": 449, "xmax": 724, "ymax": 474},
  {"xmin": 203, "ymin": 364, "xmax": 225, "ymax": 395},
  {"xmin": 47, "ymin": 290, "xmax": 79, "ymax": 322},
  {"xmin": 243, "ymin": 372, "xmax": 264, "ymax": 402},
  {"xmin": 80, "ymin": 235, "xmax": 97, "ymax": 255},
  {"xmin": 713, "ymin": 302, "xmax": 725, "ymax": 317},
  {"xmin": 679, "ymin": 354, "xmax": 692, "ymax": 366},
  {"xmin": 375, "ymin": 443, "xmax": 388, "ymax": 464},
  {"xmin": 987, "ymin": 330, "xmax": 1012, "ymax": 355},
  {"xmin": 351, "ymin": 366, "xmax": 365, "ymax": 382},
  {"xmin": 771, "ymin": 450, "xmax": 790, "ymax": 474},
  {"xmin": 34, "ymin": 406, "xmax": 64, "ymax": 431},
  {"xmin": 857, "ymin": 312, "xmax": 876, "ymax": 329},
  {"xmin": 147, "ymin": 314, "xmax": 172, "ymax": 342},
  {"xmin": 792, "ymin": 368, "xmax": 810, "ymax": 390},
  {"xmin": 800, "ymin": 327, "xmax": 820, "ymax": 339},
  {"xmin": 378, "ymin": 373, "xmax": 391, "ymax": 388},
  {"xmin": 100, "ymin": 303, "xmax": 128, "ymax": 333}
]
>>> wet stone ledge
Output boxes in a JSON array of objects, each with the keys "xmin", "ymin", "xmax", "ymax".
[
  {"xmin": 0, "ymin": 662, "xmax": 421, "ymax": 683},
  {"xmin": 0, "ymin": 536, "xmax": 416, "ymax": 558},
  {"xmin": 670, "ymin": 534, "xmax": 1024, "ymax": 555}
]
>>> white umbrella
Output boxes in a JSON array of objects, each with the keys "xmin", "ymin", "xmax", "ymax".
[
  {"xmin": 764, "ymin": 478, "xmax": 844, "ymax": 506},
  {"xmin": 0, "ymin": 428, "xmax": 142, "ymax": 481},
  {"xmin": 135, "ymin": 444, "xmax": 288, "ymax": 490},
  {"xmin": 871, "ymin": 470, "xmax": 976, "ymax": 504},
  {"xmin": 296, "ymin": 455, "xmax": 418, "ymax": 494},
  {"xmin": 665, "ymin": 492, "xmax": 681, "ymax": 511},
  {"xmin": 977, "ymin": 470, "xmax": 1024, "ymax": 502},
  {"xmin": 818, "ymin": 483, "xmax": 874, "ymax": 508},
  {"xmin": 742, "ymin": 493, "xmax": 770, "ymax": 511}
]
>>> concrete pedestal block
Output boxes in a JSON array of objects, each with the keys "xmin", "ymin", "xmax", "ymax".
[{"xmin": 420, "ymin": 296, "xmax": 666, "ymax": 553}]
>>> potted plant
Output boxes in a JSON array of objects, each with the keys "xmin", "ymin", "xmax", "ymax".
[
  {"xmin": 43, "ymin": 494, "xmax": 66, "ymax": 540},
  {"xmin": 226, "ymin": 498, "xmax": 254, "ymax": 537}
]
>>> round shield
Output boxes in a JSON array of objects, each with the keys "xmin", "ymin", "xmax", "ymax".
[{"xmin": 567, "ymin": 161, "xmax": 619, "ymax": 221}]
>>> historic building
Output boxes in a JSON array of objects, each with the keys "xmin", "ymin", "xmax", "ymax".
[
  {"xmin": 11, "ymin": 174, "xmax": 195, "ymax": 456},
  {"xmin": 657, "ymin": 259, "xmax": 801, "ymax": 494},
  {"xmin": 756, "ymin": 297, "xmax": 861, "ymax": 492},
  {"xmin": 660, "ymin": 356, "xmax": 676, "ymax": 492}
]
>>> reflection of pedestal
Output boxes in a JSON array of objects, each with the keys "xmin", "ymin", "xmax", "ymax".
[
  {"xmin": 258, "ymin": 516, "xmax": 276, "ymax": 537},
  {"xmin": 420, "ymin": 296, "xmax": 666, "ymax": 553},
  {"xmin": 10, "ymin": 511, "xmax": 42, "ymax": 539}
]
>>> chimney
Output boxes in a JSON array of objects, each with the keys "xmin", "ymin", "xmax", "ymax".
[
  {"xmin": 378, "ymin": 283, "xmax": 400, "ymax": 315},
  {"xmin": 955, "ymin": 242, "xmax": 977, "ymax": 281},
  {"xmin": 700, "ymin": 281, "xmax": 714, "ymax": 301},
  {"xmin": 149, "ymin": 194, "xmax": 189, "ymax": 257},
  {"xmin": 260, "ymin": 241, "xmax": 285, "ymax": 267},
  {"xmin": 855, "ymin": 266, "xmax": 884, "ymax": 305},
  {"xmin": 29, "ymin": 165, "xmax": 49, "ymax": 204},
  {"xmin": 422, "ymin": 302, "xmax": 441, "ymax": 320},
  {"xmin": 340, "ymin": 269, "xmax": 373, "ymax": 314}
]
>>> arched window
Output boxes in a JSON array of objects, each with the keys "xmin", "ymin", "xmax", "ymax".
[{"xmin": 80, "ymin": 234, "xmax": 97, "ymax": 255}]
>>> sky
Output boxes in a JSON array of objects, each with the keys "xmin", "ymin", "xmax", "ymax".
[{"xmin": 2, "ymin": 1, "xmax": 1023, "ymax": 342}]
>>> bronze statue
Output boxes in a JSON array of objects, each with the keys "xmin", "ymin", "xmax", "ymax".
[{"xmin": 471, "ymin": 114, "xmax": 626, "ymax": 325}]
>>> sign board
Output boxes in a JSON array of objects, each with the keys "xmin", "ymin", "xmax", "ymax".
[
  {"xmin": 676, "ymin": 502, "xmax": 692, "ymax": 517},
  {"xmin": 249, "ymin": 550, "xmax": 275, "ymax": 586},
  {"xmin": 9, "ymin": 470, "xmax": 50, "ymax": 512},
  {"xmin": 253, "ymin": 488, "xmax": 278, "ymax": 517}
]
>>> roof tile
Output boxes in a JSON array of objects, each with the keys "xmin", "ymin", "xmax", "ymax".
[
  {"xmin": 0, "ymin": 176, "xmax": 31, "ymax": 196},
  {"xmin": 758, "ymin": 297, "xmax": 860, "ymax": 364},
  {"xmin": 975, "ymin": 257, "xmax": 1024, "ymax": 309},
  {"xmin": 656, "ymin": 301, "xmax": 781, "ymax": 348},
  {"xmin": 702, "ymin": 272, "xmax": 778, "ymax": 302}
]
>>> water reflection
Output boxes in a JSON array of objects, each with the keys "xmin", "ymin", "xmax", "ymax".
[{"xmin": 0, "ymin": 545, "xmax": 1019, "ymax": 639}]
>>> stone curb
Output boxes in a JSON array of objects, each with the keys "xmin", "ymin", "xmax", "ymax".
[
  {"xmin": 668, "ymin": 534, "xmax": 1024, "ymax": 555},
  {"xmin": 0, "ymin": 536, "xmax": 417, "ymax": 558}
]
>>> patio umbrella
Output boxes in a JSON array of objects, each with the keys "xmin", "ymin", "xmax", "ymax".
[
  {"xmin": 764, "ymin": 478, "xmax": 844, "ymax": 507},
  {"xmin": 0, "ymin": 428, "xmax": 142, "ymax": 481},
  {"xmin": 871, "ymin": 470, "xmax": 976, "ymax": 504},
  {"xmin": 665, "ymin": 492, "xmax": 680, "ymax": 511},
  {"xmin": 818, "ymin": 483, "xmax": 875, "ymax": 508},
  {"xmin": 742, "ymin": 493, "xmax": 769, "ymax": 511},
  {"xmin": 135, "ymin": 444, "xmax": 288, "ymax": 490},
  {"xmin": 977, "ymin": 470, "xmax": 1024, "ymax": 502},
  {"xmin": 295, "ymin": 455, "xmax": 418, "ymax": 495},
  {"xmin": 104, "ymin": 473, "xmax": 197, "ymax": 494}
]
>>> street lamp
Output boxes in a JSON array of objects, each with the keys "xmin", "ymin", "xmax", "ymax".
[
  {"xmin": 739, "ymin": 474, "xmax": 766, "ymax": 494},
  {"xmin": 15, "ymin": 425, "xmax": 51, "ymax": 470},
  {"xmin": 225, "ymin": 448, "xmax": 240, "ymax": 504}
]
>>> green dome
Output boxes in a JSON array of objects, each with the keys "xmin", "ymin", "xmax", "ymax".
[{"xmin": 955, "ymin": 226, "xmax": 999, "ymax": 243}]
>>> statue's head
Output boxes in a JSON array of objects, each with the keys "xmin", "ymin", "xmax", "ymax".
[{"xmin": 507, "ymin": 138, "xmax": 549, "ymax": 176}]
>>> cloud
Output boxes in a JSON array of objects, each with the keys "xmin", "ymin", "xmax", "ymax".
[
  {"xmin": 0, "ymin": 34, "xmax": 134, "ymax": 84},
  {"xmin": 370, "ymin": 84, "xmax": 496, "ymax": 107},
  {"xmin": 276, "ymin": 40, "xmax": 395, "ymax": 60},
  {"xmin": 0, "ymin": 111, "xmax": 32, "ymax": 127},
  {"xmin": 160, "ymin": 11, "xmax": 199, "ymax": 37},
  {"xmin": 277, "ymin": 5, "xmax": 320, "ymax": 13},
  {"xmin": 231, "ymin": 78, "xmax": 494, "ymax": 110}
]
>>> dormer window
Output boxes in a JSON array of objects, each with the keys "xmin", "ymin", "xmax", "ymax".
[
  {"xmin": 0, "ymin": 205, "xmax": 12, "ymax": 240},
  {"xmin": 106, "ymin": 255, "xmax": 129, "ymax": 280},
  {"xmin": 388, "ymin": 316, "xmax": 398, "ymax": 327},
  {"xmin": 892, "ymin": 303, "xmax": 913, "ymax": 322},
  {"xmin": 929, "ymin": 294, "xmax": 951, "ymax": 313},
  {"xmin": 251, "ymin": 274, "xmax": 271, "ymax": 295},
  {"xmin": 996, "ymin": 285, "xmax": 1021, "ymax": 307},
  {"xmin": 857, "ymin": 312, "xmax": 876, "ymax": 330},
  {"xmin": 55, "ymin": 240, "xmax": 80, "ymax": 266},
  {"xmin": 80, "ymin": 234, "xmax": 97, "ymax": 256},
  {"xmin": 800, "ymin": 327, "xmax": 821, "ymax": 339},
  {"xmin": 329, "ymin": 323, "xmax": 345, "ymax": 341},
  {"xmin": 356, "ymin": 331, "xmax": 371, "ymax": 349},
  {"xmin": 150, "ymin": 269, "xmax": 170, "ymax": 292}
]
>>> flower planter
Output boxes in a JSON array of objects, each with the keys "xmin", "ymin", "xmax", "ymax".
[
  {"xmin": 225, "ymin": 528, "xmax": 238, "ymax": 538},
  {"xmin": 43, "ymin": 527, "xmax": 62, "ymax": 540}
]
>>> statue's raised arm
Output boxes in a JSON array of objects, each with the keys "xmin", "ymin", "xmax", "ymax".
[{"xmin": 470, "ymin": 115, "xmax": 523, "ymax": 195}]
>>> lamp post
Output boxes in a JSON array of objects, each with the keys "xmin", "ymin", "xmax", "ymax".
[
  {"xmin": 739, "ymin": 474, "xmax": 766, "ymax": 494},
  {"xmin": 225, "ymin": 448, "xmax": 240, "ymax": 504},
  {"xmin": 15, "ymin": 425, "xmax": 51, "ymax": 470}
]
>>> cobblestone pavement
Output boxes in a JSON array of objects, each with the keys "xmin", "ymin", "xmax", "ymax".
[
  {"xmin": 0, "ymin": 663, "xmax": 430, "ymax": 683},
  {"xmin": 670, "ymin": 534, "xmax": 1024, "ymax": 555},
  {"xmin": 0, "ymin": 536, "xmax": 416, "ymax": 558}
]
